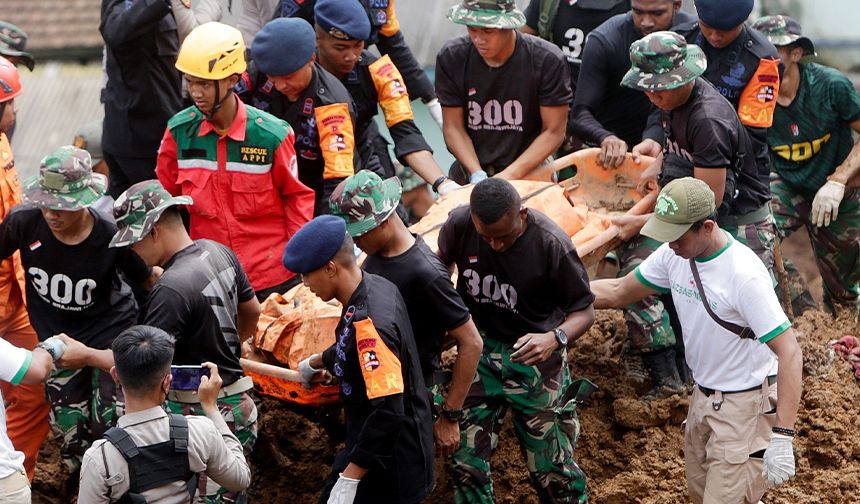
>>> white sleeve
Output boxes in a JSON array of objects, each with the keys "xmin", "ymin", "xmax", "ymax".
[
  {"xmin": 735, "ymin": 273, "xmax": 791, "ymax": 344},
  {"xmin": 634, "ymin": 243, "xmax": 672, "ymax": 293},
  {"xmin": 0, "ymin": 338, "xmax": 30, "ymax": 385}
]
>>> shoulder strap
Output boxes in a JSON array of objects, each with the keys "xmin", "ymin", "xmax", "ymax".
[
  {"xmin": 688, "ymin": 259, "xmax": 756, "ymax": 339},
  {"xmin": 538, "ymin": 0, "xmax": 560, "ymax": 42},
  {"xmin": 167, "ymin": 414, "xmax": 198, "ymax": 501}
]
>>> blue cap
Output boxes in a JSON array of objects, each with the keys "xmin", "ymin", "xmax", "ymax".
[
  {"xmin": 282, "ymin": 215, "xmax": 347, "ymax": 274},
  {"xmin": 695, "ymin": 0, "xmax": 753, "ymax": 31},
  {"xmin": 315, "ymin": 0, "xmax": 371, "ymax": 41},
  {"xmin": 252, "ymin": 18, "xmax": 316, "ymax": 76}
]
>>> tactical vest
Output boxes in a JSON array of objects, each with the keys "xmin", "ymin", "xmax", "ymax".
[{"xmin": 102, "ymin": 414, "xmax": 198, "ymax": 504}]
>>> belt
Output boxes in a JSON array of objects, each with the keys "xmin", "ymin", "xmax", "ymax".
[
  {"xmin": 697, "ymin": 375, "xmax": 776, "ymax": 397},
  {"xmin": 720, "ymin": 203, "xmax": 771, "ymax": 227},
  {"xmin": 167, "ymin": 375, "xmax": 254, "ymax": 404}
]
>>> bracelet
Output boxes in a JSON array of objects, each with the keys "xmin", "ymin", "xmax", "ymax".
[
  {"xmin": 432, "ymin": 175, "xmax": 449, "ymax": 193},
  {"xmin": 772, "ymin": 426, "xmax": 795, "ymax": 437}
]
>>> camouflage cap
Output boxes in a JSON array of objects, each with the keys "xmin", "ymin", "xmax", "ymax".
[
  {"xmin": 751, "ymin": 15, "xmax": 816, "ymax": 56},
  {"xmin": 329, "ymin": 170, "xmax": 402, "ymax": 237},
  {"xmin": 0, "ymin": 22, "xmax": 34, "ymax": 71},
  {"xmin": 22, "ymin": 146, "xmax": 107, "ymax": 211},
  {"xmin": 109, "ymin": 180, "xmax": 193, "ymax": 248},
  {"xmin": 641, "ymin": 177, "xmax": 716, "ymax": 243},
  {"xmin": 447, "ymin": 0, "xmax": 526, "ymax": 30},
  {"xmin": 622, "ymin": 31, "xmax": 706, "ymax": 92}
]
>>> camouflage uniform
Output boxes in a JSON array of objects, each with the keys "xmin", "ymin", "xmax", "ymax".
[
  {"xmin": 47, "ymin": 368, "xmax": 123, "ymax": 472},
  {"xmin": 166, "ymin": 394, "xmax": 258, "ymax": 504},
  {"xmin": 447, "ymin": 0, "xmax": 527, "ymax": 30},
  {"xmin": 453, "ymin": 336, "xmax": 586, "ymax": 504},
  {"xmin": 752, "ymin": 15, "xmax": 860, "ymax": 314}
]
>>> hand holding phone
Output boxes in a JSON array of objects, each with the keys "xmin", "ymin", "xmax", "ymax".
[{"xmin": 170, "ymin": 365, "xmax": 211, "ymax": 391}]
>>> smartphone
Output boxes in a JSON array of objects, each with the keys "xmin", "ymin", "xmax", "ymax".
[{"xmin": 170, "ymin": 365, "xmax": 211, "ymax": 391}]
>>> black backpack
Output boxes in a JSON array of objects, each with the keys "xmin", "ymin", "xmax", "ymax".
[{"xmin": 102, "ymin": 414, "xmax": 198, "ymax": 504}]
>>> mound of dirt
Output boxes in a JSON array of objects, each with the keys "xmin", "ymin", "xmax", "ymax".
[{"xmin": 28, "ymin": 309, "xmax": 860, "ymax": 504}]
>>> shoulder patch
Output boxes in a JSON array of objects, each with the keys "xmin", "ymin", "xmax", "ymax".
[
  {"xmin": 368, "ymin": 54, "xmax": 414, "ymax": 128},
  {"xmin": 354, "ymin": 318, "xmax": 404, "ymax": 400},
  {"xmin": 167, "ymin": 106, "xmax": 202, "ymax": 130}
]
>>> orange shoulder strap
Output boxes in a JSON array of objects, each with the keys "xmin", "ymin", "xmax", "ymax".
[
  {"xmin": 314, "ymin": 103, "xmax": 355, "ymax": 180},
  {"xmin": 354, "ymin": 318, "xmax": 404, "ymax": 400},
  {"xmin": 378, "ymin": 0, "xmax": 400, "ymax": 37},
  {"xmin": 368, "ymin": 54, "xmax": 414, "ymax": 128},
  {"xmin": 738, "ymin": 58, "xmax": 780, "ymax": 128}
]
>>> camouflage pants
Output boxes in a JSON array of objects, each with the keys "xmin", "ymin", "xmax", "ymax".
[
  {"xmin": 46, "ymin": 367, "xmax": 123, "ymax": 472},
  {"xmin": 720, "ymin": 212, "xmax": 777, "ymax": 278},
  {"xmin": 166, "ymin": 392, "xmax": 258, "ymax": 504},
  {"xmin": 451, "ymin": 337, "xmax": 587, "ymax": 504},
  {"xmin": 771, "ymin": 174, "xmax": 860, "ymax": 313},
  {"xmin": 617, "ymin": 235, "xmax": 677, "ymax": 352}
]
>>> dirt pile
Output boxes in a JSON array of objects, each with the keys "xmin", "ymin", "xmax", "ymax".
[{"xmin": 29, "ymin": 309, "xmax": 860, "ymax": 503}]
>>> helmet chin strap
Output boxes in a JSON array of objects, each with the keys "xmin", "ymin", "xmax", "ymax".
[{"xmin": 197, "ymin": 80, "xmax": 234, "ymax": 121}]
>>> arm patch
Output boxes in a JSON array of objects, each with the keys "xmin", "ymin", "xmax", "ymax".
[
  {"xmin": 369, "ymin": 54, "xmax": 415, "ymax": 128},
  {"xmin": 354, "ymin": 318, "xmax": 404, "ymax": 400},
  {"xmin": 314, "ymin": 103, "xmax": 356, "ymax": 180},
  {"xmin": 738, "ymin": 58, "xmax": 780, "ymax": 128}
]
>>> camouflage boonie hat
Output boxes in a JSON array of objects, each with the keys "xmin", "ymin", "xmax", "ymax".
[
  {"xmin": 751, "ymin": 15, "xmax": 816, "ymax": 56},
  {"xmin": 329, "ymin": 170, "xmax": 402, "ymax": 237},
  {"xmin": 447, "ymin": 0, "xmax": 526, "ymax": 30},
  {"xmin": 641, "ymin": 177, "xmax": 716, "ymax": 243},
  {"xmin": 22, "ymin": 146, "xmax": 107, "ymax": 211},
  {"xmin": 0, "ymin": 22, "xmax": 34, "ymax": 71},
  {"xmin": 622, "ymin": 31, "xmax": 706, "ymax": 92},
  {"xmin": 109, "ymin": 180, "xmax": 193, "ymax": 248}
]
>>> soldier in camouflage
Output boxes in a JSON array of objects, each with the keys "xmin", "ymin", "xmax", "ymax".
[
  {"xmin": 447, "ymin": 0, "xmax": 527, "ymax": 29},
  {"xmin": 108, "ymin": 180, "xmax": 261, "ymax": 504},
  {"xmin": 1, "ymin": 146, "xmax": 158, "ymax": 472},
  {"xmin": 437, "ymin": 178, "xmax": 595, "ymax": 503},
  {"xmin": 752, "ymin": 15, "xmax": 860, "ymax": 317}
]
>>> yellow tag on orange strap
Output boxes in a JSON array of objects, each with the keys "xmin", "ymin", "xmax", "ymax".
[
  {"xmin": 354, "ymin": 318, "xmax": 404, "ymax": 400},
  {"xmin": 379, "ymin": 0, "xmax": 400, "ymax": 37},
  {"xmin": 314, "ymin": 103, "xmax": 355, "ymax": 180},
  {"xmin": 738, "ymin": 58, "xmax": 780, "ymax": 128},
  {"xmin": 368, "ymin": 55, "xmax": 414, "ymax": 128}
]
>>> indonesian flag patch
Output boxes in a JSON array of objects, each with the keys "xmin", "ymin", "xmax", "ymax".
[{"xmin": 29, "ymin": 240, "xmax": 41, "ymax": 251}]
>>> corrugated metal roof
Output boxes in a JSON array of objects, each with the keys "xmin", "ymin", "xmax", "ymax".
[{"xmin": 10, "ymin": 61, "xmax": 104, "ymax": 181}]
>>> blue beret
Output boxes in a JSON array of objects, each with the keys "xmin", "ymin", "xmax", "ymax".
[
  {"xmin": 695, "ymin": 0, "xmax": 753, "ymax": 31},
  {"xmin": 252, "ymin": 18, "xmax": 315, "ymax": 76},
  {"xmin": 315, "ymin": 0, "xmax": 371, "ymax": 41},
  {"xmin": 282, "ymin": 215, "xmax": 347, "ymax": 274}
]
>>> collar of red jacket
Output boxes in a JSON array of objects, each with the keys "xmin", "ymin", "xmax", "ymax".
[{"xmin": 197, "ymin": 95, "xmax": 248, "ymax": 142}]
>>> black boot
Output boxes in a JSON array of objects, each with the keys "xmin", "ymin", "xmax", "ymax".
[{"xmin": 642, "ymin": 348, "xmax": 684, "ymax": 401}]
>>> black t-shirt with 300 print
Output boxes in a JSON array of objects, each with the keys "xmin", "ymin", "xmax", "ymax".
[
  {"xmin": 0, "ymin": 206, "xmax": 147, "ymax": 348},
  {"xmin": 435, "ymin": 32, "xmax": 572, "ymax": 171},
  {"xmin": 437, "ymin": 206, "xmax": 594, "ymax": 343},
  {"xmin": 524, "ymin": 0, "xmax": 630, "ymax": 93}
]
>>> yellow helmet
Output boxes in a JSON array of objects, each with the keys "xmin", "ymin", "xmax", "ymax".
[{"xmin": 175, "ymin": 22, "xmax": 247, "ymax": 80}]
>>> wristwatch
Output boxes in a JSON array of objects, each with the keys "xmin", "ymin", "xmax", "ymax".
[
  {"xmin": 441, "ymin": 405, "xmax": 465, "ymax": 423},
  {"xmin": 432, "ymin": 175, "xmax": 449, "ymax": 193},
  {"xmin": 553, "ymin": 328, "xmax": 568, "ymax": 349},
  {"xmin": 36, "ymin": 338, "xmax": 66, "ymax": 361}
]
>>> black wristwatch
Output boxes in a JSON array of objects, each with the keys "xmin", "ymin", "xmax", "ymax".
[
  {"xmin": 432, "ymin": 175, "xmax": 449, "ymax": 193},
  {"xmin": 441, "ymin": 405, "xmax": 465, "ymax": 423},
  {"xmin": 553, "ymin": 328, "xmax": 568, "ymax": 348}
]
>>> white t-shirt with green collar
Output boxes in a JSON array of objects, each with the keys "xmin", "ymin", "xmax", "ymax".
[{"xmin": 635, "ymin": 231, "xmax": 790, "ymax": 391}]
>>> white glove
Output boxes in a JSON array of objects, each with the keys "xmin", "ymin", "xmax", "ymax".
[
  {"xmin": 469, "ymin": 170, "xmax": 488, "ymax": 184},
  {"xmin": 297, "ymin": 355, "xmax": 321, "ymax": 389},
  {"xmin": 438, "ymin": 179, "xmax": 463, "ymax": 196},
  {"xmin": 811, "ymin": 180, "xmax": 846, "ymax": 227},
  {"xmin": 762, "ymin": 433, "xmax": 795, "ymax": 486},
  {"xmin": 426, "ymin": 98, "xmax": 443, "ymax": 130},
  {"xmin": 327, "ymin": 473, "xmax": 360, "ymax": 504}
]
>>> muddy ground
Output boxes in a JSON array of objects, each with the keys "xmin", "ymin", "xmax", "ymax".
[{"xmin": 31, "ymin": 237, "xmax": 860, "ymax": 503}]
